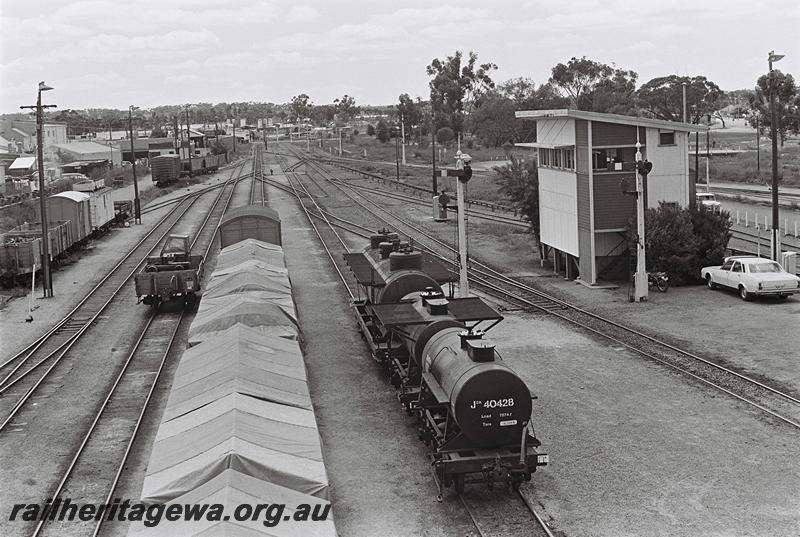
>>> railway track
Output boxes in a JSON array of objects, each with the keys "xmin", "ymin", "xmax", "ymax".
[
  {"xmin": 0, "ymin": 159, "xmax": 249, "ymax": 429},
  {"xmin": 277, "ymin": 144, "xmax": 556, "ymax": 537},
  {"xmin": 29, "ymin": 149, "xmax": 252, "ymax": 537},
  {"xmin": 279, "ymin": 143, "xmax": 800, "ymax": 532},
  {"xmin": 312, "ymin": 156, "xmax": 800, "ymax": 427},
  {"xmin": 0, "ymin": 157, "xmax": 253, "ymax": 537}
]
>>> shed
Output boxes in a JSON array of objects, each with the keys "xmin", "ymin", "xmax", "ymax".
[
  {"xmin": 219, "ymin": 205, "xmax": 282, "ymax": 248},
  {"xmin": 47, "ymin": 191, "xmax": 91, "ymax": 243},
  {"xmin": 8, "ymin": 156, "xmax": 36, "ymax": 177}
]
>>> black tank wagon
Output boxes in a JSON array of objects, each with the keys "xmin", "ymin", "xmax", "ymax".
[{"xmin": 345, "ymin": 230, "xmax": 547, "ymax": 496}]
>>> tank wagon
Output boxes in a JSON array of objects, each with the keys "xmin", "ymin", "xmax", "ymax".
[{"xmin": 345, "ymin": 230, "xmax": 547, "ymax": 495}]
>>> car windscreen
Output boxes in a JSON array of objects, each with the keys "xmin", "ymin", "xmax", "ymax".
[{"xmin": 748, "ymin": 262, "xmax": 782, "ymax": 273}]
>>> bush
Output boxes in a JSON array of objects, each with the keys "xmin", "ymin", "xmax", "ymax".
[
  {"xmin": 641, "ymin": 203, "xmax": 732, "ymax": 285},
  {"xmin": 436, "ymin": 127, "xmax": 454, "ymax": 145},
  {"xmin": 376, "ymin": 120, "xmax": 390, "ymax": 143},
  {"xmin": 366, "ymin": 124, "xmax": 375, "ymax": 136}
]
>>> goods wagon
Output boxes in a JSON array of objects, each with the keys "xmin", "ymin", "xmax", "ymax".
[
  {"xmin": 47, "ymin": 191, "xmax": 92, "ymax": 243},
  {"xmin": 219, "ymin": 205, "xmax": 281, "ymax": 248},
  {"xmin": 87, "ymin": 187, "xmax": 116, "ymax": 231},
  {"xmin": 345, "ymin": 230, "xmax": 547, "ymax": 495},
  {"xmin": 134, "ymin": 234, "xmax": 203, "ymax": 306},
  {"xmin": 0, "ymin": 237, "xmax": 41, "ymax": 279},
  {"xmin": 151, "ymin": 155, "xmax": 182, "ymax": 186},
  {"xmin": 1, "ymin": 221, "xmax": 73, "ymax": 280}
]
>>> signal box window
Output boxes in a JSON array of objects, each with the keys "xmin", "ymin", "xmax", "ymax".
[{"xmin": 659, "ymin": 131, "xmax": 676, "ymax": 146}]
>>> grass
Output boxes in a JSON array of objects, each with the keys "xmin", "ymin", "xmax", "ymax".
[{"xmin": 310, "ymin": 134, "xmax": 521, "ymax": 205}]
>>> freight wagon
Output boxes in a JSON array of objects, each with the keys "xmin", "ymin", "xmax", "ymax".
[
  {"xmin": 0, "ymin": 221, "xmax": 73, "ymax": 280},
  {"xmin": 219, "ymin": 205, "xmax": 282, "ymax": 248},
  {"xmin": 151, "ymin": 153, "xmax": 227, "ymax": 186},
  {"xmin": 0, "ymin": 190, "xmax": 132, "ymax": 283},
  {"xmin": 134, "ymin": 234, "xmax": 203, "ymax": 306}
]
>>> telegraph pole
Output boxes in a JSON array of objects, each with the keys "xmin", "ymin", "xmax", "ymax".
[
  {"xmin": 21, "ymin": 82, "xmax": 56, "ymax": 297},
  {"xmin": 185, "ymin": 106, "xmax": 192, "ymax": 176},
  {"xmin": 400, "ymin": 113, "xmax": 406, "ymax": 165},
  {"xmin": 768, "ymin": 50, "xmax": 784, "ymax": 261},
  {"xmin": 128, "ymin": 105, "xmax": 141, "ymax": 224}
]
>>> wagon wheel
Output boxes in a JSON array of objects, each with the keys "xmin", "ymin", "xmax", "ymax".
[
  {"xmin": 145, "ymin": 265, "xmax": 159, "ymax": 272},
  {"xmin": 454, "ymin": 474, "xmax": 465, "ymax": 493}
]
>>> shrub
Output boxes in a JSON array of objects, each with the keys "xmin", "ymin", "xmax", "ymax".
[
  {"xmin": 366, "ymin": 124, "xmax": 375, "ymax": 136},
  {"xmin": 436, "ymin": 127, "xmax": 454, "ymax": 145},
  {"xmin": 640, "ymin": 203, "xmax": 732, "ymax": 285}
]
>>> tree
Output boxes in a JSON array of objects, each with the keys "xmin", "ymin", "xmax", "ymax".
[
  {"xmin": 470, "ymin": 91, "xmax": 517, "ymax": 147},
  {"xmin": 376, "ymin": 119, "xmax": 390, "ymax": 143},
  {"xmin": 397, "ymin": 94, "xmax": 422, "ymax": 140},
  {"xmin": 494, "ymin": 155, "xmax": 540, "ymax": 248},
  {"xmin": 290, "ymin": 94, "xmax": 312, "ymax": 122},
  {"xmin": 637, "ymin": 75, "xmax": 724, "ymax": 124},
  {"xmin": 436, "ymin": 127, "xmax": 454, "ymax": 145},
  {"xmin": 333, "ymin": 94, "xmax": 360, "ymax": 123},
  {"xmin": 549, "ymin": 57, "xmax": 638, "ymax": 112},
  {"xmin": 746, "ymin": 70, "xmax": 798, "ymax": 146},
  {"xmin": 366, "ymin": 124, "xmax": 375, "ymax": 136},
  {"xmin": 496, "ymin": 78, "xmax": 570, "ymax": 142},
  {"xmin": 311, "ymin": 104, "xmax": 336, "ymax": 126},
  {"xmin": 426, "ymin": 50, "xmax": 497, "ymax": 135}
]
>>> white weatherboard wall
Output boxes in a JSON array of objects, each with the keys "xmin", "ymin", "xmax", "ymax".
[
  {"xmin": 539, "ymin": 168, "xmax": 579, "ymax": 257},
  {"xmin": 645, "ymin": 129, "xmax": 689, "ymax": 208},
  {"xmin": 536, "ymin": 118, "xmax": 576, "ymax": 146}
]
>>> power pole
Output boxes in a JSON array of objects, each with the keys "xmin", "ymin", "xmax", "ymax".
[
  {"xmin": 185, "ymin": 107, "xmax": 192, "ymax": 176},
  {"xmin": 128, "ymin": 105, "xmax": 141, "ymax": 224},
  {"xmin": 768, "ymin": 50, "xmax": 785, "ymax": 261},
  {"xmin": 21, "ymin": 82, "xmax": 56, "ymax": 297},
  {"xmin": 400, "ymin": 113, "xmax": 406, "ymax": 165}
]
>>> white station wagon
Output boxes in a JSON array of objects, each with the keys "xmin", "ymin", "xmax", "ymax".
[{"xmin": 701, "ymin": 256, "xmax": 800, "ymax": 300}]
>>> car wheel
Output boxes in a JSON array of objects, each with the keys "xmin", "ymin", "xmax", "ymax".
[
  {"xmin": 706, "ymin": 275, "xmax": 717, "ymax": 290},
  {"xmin": 739, "ymin": 286, "xmax": 753, "ymax": 301},
  {"xmin": 778, "ymin": 294, "xmax": 789, "ymax": 300}
]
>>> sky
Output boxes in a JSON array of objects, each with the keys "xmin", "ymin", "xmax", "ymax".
[{"xmin": 1, "ymin": 0, "xmax": 799, "ymax": 113}]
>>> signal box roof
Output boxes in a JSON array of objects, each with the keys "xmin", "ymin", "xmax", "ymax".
[
  {"xmin": 371, "ymin": 297, "xmax": 502, "ymax": 327},
  {"xmin": 515, "ymin": 109, "xmax": 709, "ymax": 132}
]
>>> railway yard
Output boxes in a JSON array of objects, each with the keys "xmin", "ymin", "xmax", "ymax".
[{"xmin": 0, "ymin": 142, "xmax": 799, "ymax": 537}]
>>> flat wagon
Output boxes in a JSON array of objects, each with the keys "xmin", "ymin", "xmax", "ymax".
[{"xmin": 134, "ymin": 234, "xmax": 203, "ymax": 307}]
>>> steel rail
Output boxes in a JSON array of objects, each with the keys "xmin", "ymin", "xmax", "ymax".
[
  {"xmin": 284, "ymin": 143, "xmax": 554, "ymax": 537},
  {"xmin": 0, "ymin": 160, "xmax": 249, "ymax": 431},
  {"xmin": 30, "ymin": 309, "xmax": 182, "ymax": 537},
  {"xmin": 298, "ymin": 148, "xmax": 800, "ymax": 428}
]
